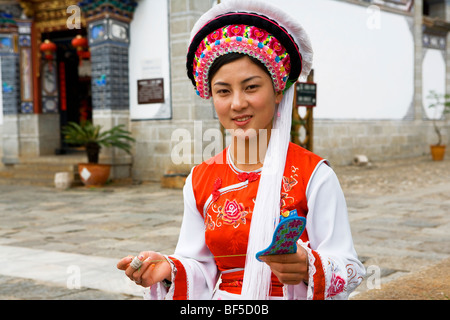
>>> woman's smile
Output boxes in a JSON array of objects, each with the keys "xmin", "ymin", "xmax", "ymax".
[{"xmin": 232, "ymin": 114, "xmax": 253, "ymax": 126}]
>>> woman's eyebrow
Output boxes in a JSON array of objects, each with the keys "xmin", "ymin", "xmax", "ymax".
[
  {"xmin": 242, "ymin": 75, "xmax": 262, "ymax": 83},
  {"xmin": 212, "ymin": 81, "xmax": 230, "ymax": 87},
  {"xmin": 213, "ymin": 75, "xmax": 262, "ymax": 87}
]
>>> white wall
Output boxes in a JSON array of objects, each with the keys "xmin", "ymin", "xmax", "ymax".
[
  {"xmin": 264, "ymin": 0, "xmax": 414, "ymax": 120},
  {"xmin": 422, "ymin": 48, "xmax": 446, "ymax": 119},
  {"xmin": 129, "ymin": 0, "xmax": 171, "ymax": 120}
]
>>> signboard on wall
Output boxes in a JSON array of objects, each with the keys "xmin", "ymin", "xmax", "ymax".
[
  {"xmin": 138, "ymin": 78, "xmax": 165, "ymax": 104},
  {"xmin": 296, "ymin": 82, "xmax": 317, "ymax": 107}
]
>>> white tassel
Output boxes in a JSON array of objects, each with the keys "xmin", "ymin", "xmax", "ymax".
[{"xmin": 241, "ymin": 86, "xmax": 295, "ymax": 299}]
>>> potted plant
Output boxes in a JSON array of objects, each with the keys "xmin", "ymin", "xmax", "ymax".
[
  {"xmin": 62, "ymin": 121, "xmax": 135, "ymax": 186},
  {"xmin": 427, "ymin": 91, "xmax": 450, "ymax": 161}
]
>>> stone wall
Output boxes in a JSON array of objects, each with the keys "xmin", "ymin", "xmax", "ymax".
[
  {"xmin": 132, "ymin": 116, "xmax": 449, "ymax": 182},
  {"xmin": 313, "ymin": 119, "xmax": 449, "ymax": 166},
  {"xmin": 18, "ymin": 114, "xmax": 60, "ymax": 157},
  {"xmin": 131, "ymin": 119, "xmax": 220, "ymax": 181}
]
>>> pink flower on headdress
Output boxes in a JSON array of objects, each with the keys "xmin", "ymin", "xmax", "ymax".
[
  {"xmin": 195, "ymin": 40, "xmax": 206, "ymax": 59},
  {"xmin": 249, "ymin": 26, "xmax": 268, "ymax": 42},
  {"xmin": 282, "ymin": 55, "xmax": 291, "ymax": 74},
  {"xmin": 227, "ymin": 24, "xmax": 246, "ymax": 37},
  {"xmin": 268, "ymin": 37, "xmax": 285, "ymax": 56},
  {"xmin": 207, "ymin": 28, "xmax": 223, "ymax": 44}
]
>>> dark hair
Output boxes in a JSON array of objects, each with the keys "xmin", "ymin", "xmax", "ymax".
[{"xmin": 208, "ymin": 53, "xmax": 272, "ymax": 90}]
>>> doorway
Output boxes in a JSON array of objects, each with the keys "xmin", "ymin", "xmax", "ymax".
[{"xmin": 42, "ymin": 29, "xmax": 92, "ymax": 154}]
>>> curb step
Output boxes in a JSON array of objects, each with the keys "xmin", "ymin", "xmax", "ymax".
[{"xmin": 0, "ymin": 155, "xmax": 85, "ymax": 187}]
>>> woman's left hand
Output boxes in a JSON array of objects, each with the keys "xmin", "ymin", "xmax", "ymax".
[{"xmin": 259, "ymin": 244, "xmax": 309, "ymax": 285}]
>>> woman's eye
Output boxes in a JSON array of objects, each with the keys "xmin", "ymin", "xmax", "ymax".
[
  {"xmin": 216, "ymin": 89, "xmax": 229, "ymax": 95},
  {"xmin": 246, "ymin": 85, "xmax": 259, "ymax": 91}
]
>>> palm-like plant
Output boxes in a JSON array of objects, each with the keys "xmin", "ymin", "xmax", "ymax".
[
  {"xmin": 427, "ymin": 91, "xmax": 450, "ymax": 146},
  {"xmin": 62, "ymin": 121, "xmax": 135, "ymax": 163}
]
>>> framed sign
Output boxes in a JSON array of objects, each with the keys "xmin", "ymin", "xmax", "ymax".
[
  {"xmin": 137, "ymin": 78, "xmax": 165, "ymax": 104},
  {"xmin": 296, "ymin": 82, "xmax": 317, "ymax": 107}
]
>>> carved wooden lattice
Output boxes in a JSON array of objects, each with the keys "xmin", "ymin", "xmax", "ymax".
[{"xmin": 291, "ymin": 71, "xmax": 314, "ymax": 152}]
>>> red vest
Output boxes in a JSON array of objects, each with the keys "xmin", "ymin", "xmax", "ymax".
[{"xmin": 191, "ymin": 142, "xmax": 323, "ymax": 296}]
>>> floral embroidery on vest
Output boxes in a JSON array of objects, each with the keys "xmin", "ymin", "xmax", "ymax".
[
  {"xmin": 217, "ymin": 199, "xmax": 249, "ymax": 228},
  {"xmin": 282, "ymin": 175, "xmax": 298, "ymax": 192},
  {"xmin": 280, "ymin": 165, "xmax": 300, "ymax": 210},
  {"xmin": 206, "ymin": 199, "xmax": 250, "ymax": 230}
]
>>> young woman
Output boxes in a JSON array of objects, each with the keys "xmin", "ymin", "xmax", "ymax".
[{"xmin": 117, "ymin": 0, "xmax": 365, "ymax": 300}]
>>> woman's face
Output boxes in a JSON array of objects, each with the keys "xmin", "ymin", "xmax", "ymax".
[{"xmin": 210, "ymin": 56, "xmax": 283, "ymax": 140}]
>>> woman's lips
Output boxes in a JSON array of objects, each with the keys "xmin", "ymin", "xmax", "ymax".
[{"xmin": 233, "ymin": 115, "xmax": 253, "ymax": 126}]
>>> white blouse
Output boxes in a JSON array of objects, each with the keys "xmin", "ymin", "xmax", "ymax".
[{"xmin": 145, "ymin": 161, "xmax": 365, "ymax": 300}]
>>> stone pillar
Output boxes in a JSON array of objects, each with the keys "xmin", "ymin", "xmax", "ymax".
[
  {"xmin": 80, "ymin": 1, "xmax": 137, "ymax": 178},
  {"xmin": 0, "ymin": 28, "xmax": 20, "ymax": 164},
  {"xmin": 413, "ymin": 0, "xmax": 424, "ymax": 121},
  {"xmin": 18, "ymin": 20, "xmax": 60, "ymax": 157}
]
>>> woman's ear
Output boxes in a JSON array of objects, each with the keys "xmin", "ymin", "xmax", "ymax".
[{"xmin": 275, "ymin": 90, "xmax": 283, "ymax": 104}]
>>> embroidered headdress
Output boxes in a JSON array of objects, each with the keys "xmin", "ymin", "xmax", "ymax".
[
  {"xmin": 187, "ymin": 0, "xmax": 312, "ymax": 98},
  {"xmin": 187, "ymin": 0, "xmax": 313, "ymax": 300}
]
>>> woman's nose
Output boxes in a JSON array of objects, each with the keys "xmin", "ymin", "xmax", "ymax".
[{"xmin": 231, "ymin": 91, "xmax": 248, "ymax": 111}]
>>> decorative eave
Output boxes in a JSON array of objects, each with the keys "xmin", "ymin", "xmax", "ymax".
[
  {"xmin": 0, "ymin": 12, "xmax": 18, "ymax": 33},
  {"xmin": 423, "ymin": 16, "xmax": 450, "ymax": 36},
  {"xmin": 78, "ymin": 0, "xmax": 138, "ymax": 24},
  {"xmin": 18, "ymin": 0, "xmax": 87, "ymax": 32}
]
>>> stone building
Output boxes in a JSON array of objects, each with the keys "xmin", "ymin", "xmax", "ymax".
[{"xmin": 0, "ymin": 0, "xmax": 449, "ymax": 184}]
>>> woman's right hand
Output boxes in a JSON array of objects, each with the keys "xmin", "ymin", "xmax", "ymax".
[{"xmin": 117, "ymin": 251, "xmax": 172, "ymax": 288}]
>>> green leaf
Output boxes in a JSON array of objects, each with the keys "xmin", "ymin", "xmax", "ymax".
[{"xmin": 62, "ymin": 121, "xmax": 135, "ymax": 161}]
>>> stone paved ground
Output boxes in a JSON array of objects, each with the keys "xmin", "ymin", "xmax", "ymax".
[
  {"xmin": 333, "ymin": 156, "xmax": 450, "ymax": 300},
  {"xmin": 0, "ymin": 155, "xmax": 448, "ymax": 300}
]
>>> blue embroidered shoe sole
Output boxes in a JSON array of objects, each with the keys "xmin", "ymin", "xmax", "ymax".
[{"xmin": 256, "ymin": 209, "xmax": 306, "ymax": 261}]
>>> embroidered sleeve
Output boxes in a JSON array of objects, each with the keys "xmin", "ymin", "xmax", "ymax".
[
  {"xmin": 302, "ymin": 247, "xmax": 361, "ymax": 300},
  {"xmin": 297, "ymin": 163, "xmax": 365, "ymax": 300}
]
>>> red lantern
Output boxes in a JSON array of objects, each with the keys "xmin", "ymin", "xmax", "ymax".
[
  {"xmin": 71, "ymin": 35, "xmax": 88, "ymax": 51},
  {"xmin": 71, "ymin": 35, "xmax": 90, "ymax": 61},
  {"xmin": 39, "ymin": 39, "xmax": 57, "ymax": 60}
]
